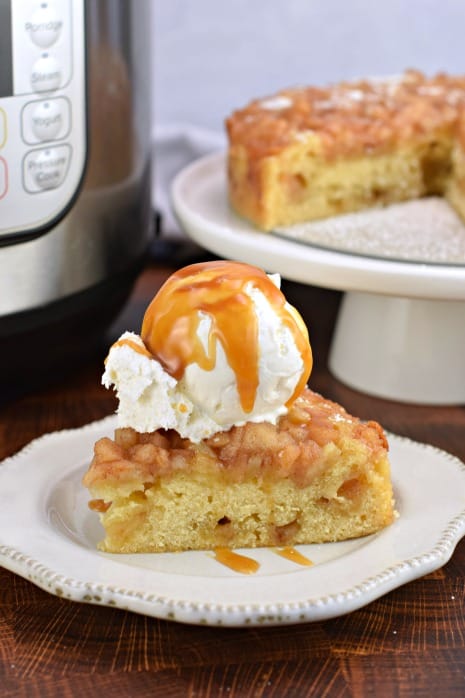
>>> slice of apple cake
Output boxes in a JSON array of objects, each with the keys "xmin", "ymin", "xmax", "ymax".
[{"xmin": 83, "ymin": 387, "xmax": 394, "ymax": 553}]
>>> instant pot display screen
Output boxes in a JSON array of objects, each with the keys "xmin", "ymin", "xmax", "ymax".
[{"xmin": 0, "ymin": 0, "xmax": 12, "ymax": 97}]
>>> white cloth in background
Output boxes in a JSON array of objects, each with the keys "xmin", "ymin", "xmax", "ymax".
[{"xmin": 153, "ymin": 124, "xmax": 225, "ymax": 238}]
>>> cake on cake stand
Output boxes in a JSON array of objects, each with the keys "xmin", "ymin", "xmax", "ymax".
[{"xmin": 172, "ymin": 152, "xmax": 465, "ymax": 405}]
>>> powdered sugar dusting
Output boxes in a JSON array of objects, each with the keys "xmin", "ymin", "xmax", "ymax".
[
  {"xmin": 259, "ymin": 95, "xmax": 293, "ymax": 110},
  {"xmin": 274, "ymin": 198, "xmax": 465, "ymax": 265}
]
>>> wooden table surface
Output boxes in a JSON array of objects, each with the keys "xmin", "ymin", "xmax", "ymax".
[{"xmin": 1, "ymin": 247, "xmax": 465, "ymax": 697}]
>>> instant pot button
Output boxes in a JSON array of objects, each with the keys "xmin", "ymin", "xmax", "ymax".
[
  {"xmin": 21, "ymin": 97, "xmax": 71, "ymax": 144},
  {"xmin": 31, "ymin": 99, "xmax": 65, "ymax": 141},
  {"xmin": 31, "ymin": 54, "xmax": 62, "ymax": 93},
  {"xmin": 26, "ymin": 5, "xmax": 63, "ymax": 48},
  {"xmin": 23, "ymin": 145, "xmax": 71, "ymax": 192}
]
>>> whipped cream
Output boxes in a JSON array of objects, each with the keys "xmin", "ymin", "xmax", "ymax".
[{"xmin": 103, "ymin": 331, "xmax": 224, "ymax": 442}]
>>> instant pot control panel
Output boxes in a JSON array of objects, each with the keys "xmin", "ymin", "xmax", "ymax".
[{"xmin": 0, "ymin": 0, "xmax": 86, "ymax": 244}]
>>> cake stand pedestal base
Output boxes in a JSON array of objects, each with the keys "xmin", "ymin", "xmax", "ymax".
[{"xmin": 329, "ymin": 292, "xmax": 465, "ymax": 405}]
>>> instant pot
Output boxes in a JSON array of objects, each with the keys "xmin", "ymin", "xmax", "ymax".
[{"xmin": 0, "ymin": 0, "xmax": 153, "ymax": 389}]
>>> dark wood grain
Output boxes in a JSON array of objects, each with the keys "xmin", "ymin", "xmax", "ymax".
[{"xmin": 1, "ymin": 254, "xmax": 465, "ymax": 697}]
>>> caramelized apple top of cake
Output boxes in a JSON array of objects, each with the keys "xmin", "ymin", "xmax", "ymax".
[
  {"xmin": 83, "ymin": 388, "xmax": 387, "ymax": 494},
  {"xmin": 226, "ymin": 70, "xmax": 465, "ymax": 160}
]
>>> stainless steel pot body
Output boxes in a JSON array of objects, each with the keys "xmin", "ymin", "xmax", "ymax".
[
  {"xmin": 0, "ymin": 0, "xmax": 152, "ymax": 317},
  {"xmin": 0, "ymin": 0, "xmax": 152, "ymax": 389}
]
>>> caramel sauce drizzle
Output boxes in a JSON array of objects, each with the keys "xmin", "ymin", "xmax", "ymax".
[
  {"xmin": 141, "ymin": 261, "xmax": 312, "ymax": 413},
  {"xmin": 275, "ymin": 547, "xmax": 313, "ymax": 566},
  {"xmin": 214, "ymin": 548, "xmax": 260, "ymax": 575},
  {"xmin": 110, "ymin": 337, "xmax": 153, "ymax": 360}
]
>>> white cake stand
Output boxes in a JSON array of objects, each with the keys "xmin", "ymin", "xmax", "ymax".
[{"xmin": 172, "ymin": 152, "xmax": 465, "ymax": 405}]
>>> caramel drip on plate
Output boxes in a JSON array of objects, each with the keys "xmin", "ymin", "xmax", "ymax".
[
  {"xmin": 275, "ymin": 547, "xmax": 313, "ymax": 566},
  {"xmin": 141, "ymin": 261, "xmax": 312, "ymax": 413},
  {"xmin": 214, "ymin": 548, "xmax": 260, "ymax": 575},
  {"xmin": 213, "ymin": 546, "xmax": 313, "ymax": 574}
]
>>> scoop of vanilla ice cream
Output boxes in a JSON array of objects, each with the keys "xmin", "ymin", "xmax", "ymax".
[
  {"xmin": 178, "ymin": 278, "xmax": 305, "ymax": 427},
  {"xmin": 103, "ymin": 270, "xmax": 311, "ymax": 442}
]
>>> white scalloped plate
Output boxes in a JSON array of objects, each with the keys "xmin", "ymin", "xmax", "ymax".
[{"xmin": 1, "ymin": 417, "xmax": 465, "ymax": 627}]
